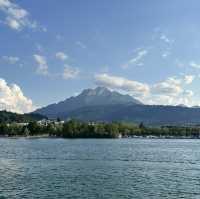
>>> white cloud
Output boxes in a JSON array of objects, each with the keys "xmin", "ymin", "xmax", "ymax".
[
  {"xmin": 162, "ymin": 51, "xmax": 170, "ymax": 58},
  {"xmin": 0, "ymin": 78, "xmax": 35, "ymax": 113},
  {"xmin": 160, "ymin": 34, "xmax": 174, "ymax": 44},
  {"xmin": 0, "ymin": 0, "xmax": 43, "ymax": 31},
  {"xmin": 152, "ymin": 31, "xmax": 174, "ymax": 59},
  {"xmin": 184, "ymin": 75, "xmax": 195, "ymax": 84},
  {"xmin": 33, "ymin": 54, "xmax": 48, "ymax": 75},
  {"xmin": 153, "ymin": 29, "xmax": 173, "ymax": 43},
  {"xmin": 33, "ymin": 54, "xmax": 79, "ymax": 79},
  {"xmin": 129, "ymin": 50, "xmax": 147, "ymax": 64},
  {"xmin": 55, "ymin": 52, "xmax": 68, "ymax": 61},
  {"xmin": 183, "ymin": 90, "xmax": 193, "ymax": 97},
  {"xmin": 2, "ymin": 56, "xmax": 19, "ymax": 64},
  {"xmin": 189, "ymin": 61, "xmax": 200, "ymax": 69},
  {"xmin": 143, "ymin": 91, "xmax": 194, "ymax": 107},
  {"xmin": 62, "ymin": 65, "xmax": 80, "ymax": 80},
  {"xmin": 95, "ymin": 73, "xmax": 150, "ymax": 97},
  {"xmin": 6, "ymin": 17, "xmax": 20, "ymax": 29},
  {"xmin": 122, "ymin": 49, "xmax": 148, "ymax": 69},
  {"xmin": 160, "ymin": 34, "xmax": 171, "ymax": 43},
  {"xmin": 150, "ymin": 76, "xmax": 194, "ymax": 104},
  {"xmin": 76, "ymin": 41, "xmax": 86, "ymax": 49},
  {"xmin": 95, "ymin": 73, "xmax": 196, "ymax": 106},
  {"xmin": 151, "ymin": 77, "xmax": 183, "ymax": 96}
]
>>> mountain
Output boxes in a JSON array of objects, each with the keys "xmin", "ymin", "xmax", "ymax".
[
  {"xmin": 0, "ymin": 111, "xmax": 47, "ymax": 123},
  {"xmin": 61, "ymin": 104, "xmax": 200, "ymax": 125},
  {"xmin": 34, "ymin": 87, "xmax": 142, "ymax": 118},
  {"xmin": 34, "ymin": 86, "xmax": 200, "ymax": 125}
]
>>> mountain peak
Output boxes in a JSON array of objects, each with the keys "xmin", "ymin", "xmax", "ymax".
[
  {"xmin": 95, "ymin": 86, "xmax": 110, "ymax": 95},
  {"xmin": 35, "ymin": 87, "xmax": 142, "ymax": 118},
  {"xmin": 81, "ymin": 87, "xmax": 109, "ymax": 97},
  {"xmin": 79, "ymin": 86, "xmax": 142, "ymax": 105}
]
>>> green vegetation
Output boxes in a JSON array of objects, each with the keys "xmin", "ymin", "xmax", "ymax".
[
  {"xmin": 0, "ymin": 110, "xmax": 47, "ymax": 123},
  {"xmin": 1, "ymin": 120, "xmax": 200, "ymax": 138}
]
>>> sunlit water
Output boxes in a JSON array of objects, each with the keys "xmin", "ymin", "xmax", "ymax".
[{"xmin": 0, "ymin": 138, "xmax": 200, "ymax": 198}]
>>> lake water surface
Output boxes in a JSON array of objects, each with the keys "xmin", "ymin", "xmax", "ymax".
[{"xmin": 0, "ymin": 138, "xmax": 200, "ymax": 199}]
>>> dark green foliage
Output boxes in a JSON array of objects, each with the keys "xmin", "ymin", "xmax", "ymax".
[
  {"xmin": 58, "ymin": 121, "xmax": 200, "ymax": 138},
  {"xmin": 0, "ymin": 110, "xmax": 47, "ymax": 123},
  {"xmin": 139, "ymin": 122, "xmax": 145, "ymax": 129},
  {"xmin": 0, "ymin": 123, "xmax": 8, "ymax": 136},
  {"xmin": 61, "ymin": 120, "xmax": 119, "ymax": 138},
  {"xmin": 0, "ymin": 119, "xmax": 200, "ymax": 138},
  {"xmin": 27, "ymin": 121, "xmax": 40, "ymax": 135}
]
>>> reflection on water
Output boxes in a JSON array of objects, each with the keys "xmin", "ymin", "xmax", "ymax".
[{"xmin": 0, "ymin": 138, "xmax": 200, "ymax": 198}]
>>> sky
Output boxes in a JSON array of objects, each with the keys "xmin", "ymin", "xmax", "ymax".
[{"xmin": 1, "ymin": 0, "xmax": 200, "ymax": 113}]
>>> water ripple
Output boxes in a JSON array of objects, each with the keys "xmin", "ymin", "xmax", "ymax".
[{"xmin": 0, "ymin": 138, "xmax": 200, "ymax": 198}]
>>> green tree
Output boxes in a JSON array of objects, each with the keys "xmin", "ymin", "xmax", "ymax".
[{"xmin": 27, "ymin": 121, "xmax": 40, "ymax": 135}]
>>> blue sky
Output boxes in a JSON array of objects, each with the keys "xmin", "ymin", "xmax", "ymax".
[{"xmin": 1, "ymin": 0, "xmax": 200, "ymax": 113}]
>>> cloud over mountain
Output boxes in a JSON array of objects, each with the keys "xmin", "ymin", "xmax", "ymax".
[
  {"xmin": 95, "ymin": 73, "xmax": 149, "ymax": 97},
  {"xmin": 95, "ymin": 73, "xmax": 196, "ymax": 106}
]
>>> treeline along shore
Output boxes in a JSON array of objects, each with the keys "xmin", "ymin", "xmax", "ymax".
[{"xmin": 1, "ymin": 119, "xmax": 200, "ymax": 138}]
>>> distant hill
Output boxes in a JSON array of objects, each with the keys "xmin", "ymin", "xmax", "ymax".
[
  {"xmin": 62, "ymin": 104, "xmax": 200, "ymax": 125},
  {"xmin": 34, "ymin": 87, "xmax": 142, "ymax": 118},
  {"xmin": 0, "ymin": 111, "xmax": 47, "ymax": 123}
]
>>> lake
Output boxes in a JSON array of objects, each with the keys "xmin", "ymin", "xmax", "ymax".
[{"xmin": 0, "ymin": 138, "xmax": 200, "ymax": 198}]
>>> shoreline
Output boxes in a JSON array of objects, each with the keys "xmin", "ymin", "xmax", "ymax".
[
  {"xmin": 1, "ymin": 135, "xmax": 200, "ymax": 139},
  {"xmin": 0, "ymin": 134, "xmax": 50, "ymax": 139}
]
